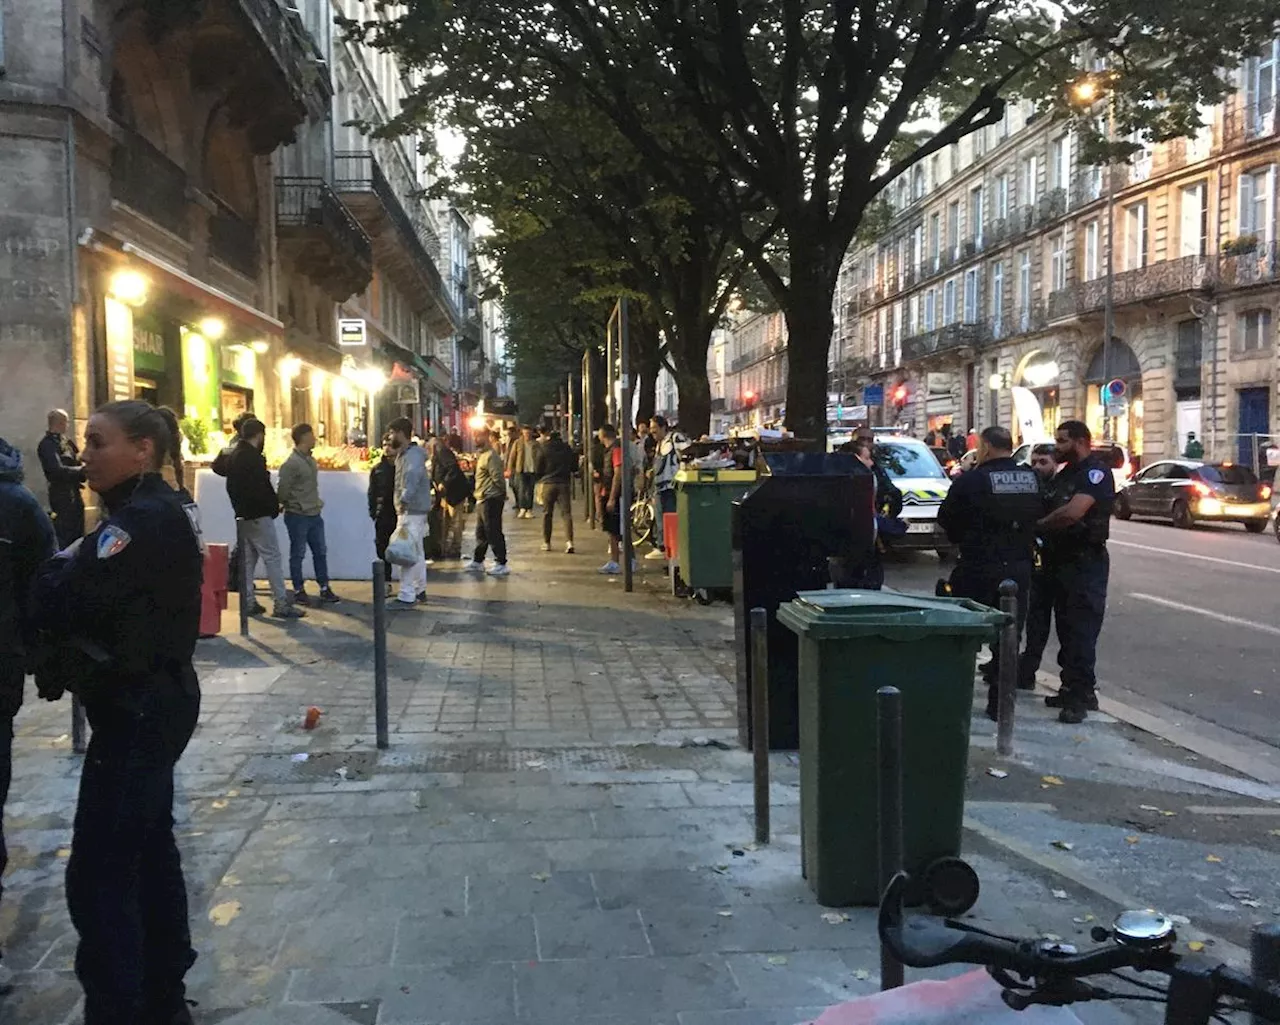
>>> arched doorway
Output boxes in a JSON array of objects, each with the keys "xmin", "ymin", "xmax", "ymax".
[
  {"xmin": 1083, "ymin": 339, "xmax": 1143, "ymax": 459},
  {"xmin": 1013, "ymin": 349, "xmax": 1062, "ymax": 442}
]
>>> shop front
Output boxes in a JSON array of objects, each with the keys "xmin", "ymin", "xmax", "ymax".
[
  {"xmin": 1083, "ymin": 339, "xmax": 1144, "ymax": 460},
  {"xmin": 1013, "ymin": 352, "xmax": 1062, "ymax": 443}
]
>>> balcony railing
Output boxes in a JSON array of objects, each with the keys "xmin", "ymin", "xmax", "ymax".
[
  {"xmin": 1073, "ymin": 255, "xmax": 1212, "ymax": 312},
  {"xmin": 1216, "ymin": 242, "xmax": 1280, "ymax": 290},
  {"xmin": 1069, "ymin": 170, "xmax": 1103, "ymax": 210},
  {"xmin": 275, "ymin": 177, "xmax": 373, "ymax": 295},
  {"xmin": 110, "ymin": 127, "xmax": 189, "ymax": 240},
  {"xmin": 1224, "ymin": 96, "xmax": 1278, "ymax": 145},
  {"xmin": 235, "ymin": 0, "xmax": 331, "ymax": 120},
  {"xmin": 208, "ymin": 198, "xmax": 258, "ymax": 278},
  {"xmin": 459, "ymin": 314, "xmax": 482, "ymax": 348},
  {"xmin": 901, "ymin": 322, "xmax": 987, "ymax": 362}
]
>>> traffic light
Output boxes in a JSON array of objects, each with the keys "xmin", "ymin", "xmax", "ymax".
[
  {"xmin": 743, "ymin": 389, "xmax": 756, "ymax": 406},
  {"xmin": 891, "ymin": 383, "xmax": 908, "ymax": 408}
]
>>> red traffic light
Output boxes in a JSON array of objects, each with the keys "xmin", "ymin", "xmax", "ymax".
[{"xmin": 891, "ymin": 384, "xmax": 908, "ymax": 405}]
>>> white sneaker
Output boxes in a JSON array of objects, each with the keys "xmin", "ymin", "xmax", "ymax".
[
  {"xmin": 487, "ymin": 563, "xmax": 511, "ymax": 577},
  {"xmin": 541, "ymin": 542, "xmax": 551, "ymax": 552},
  {"xmin": 598, "ymin": 561, "xmax": 620, "ymax": 575},
  {"xmin": 644, "ymin": 549, "xmax": 666, "ymax": 560},
  {"xmin": 565, "ymin": 542, "xmax": 576, "ymax": 554},
  {"xmin": 462, "ymin": 560, "xmax": 485, "ymax": 572}
]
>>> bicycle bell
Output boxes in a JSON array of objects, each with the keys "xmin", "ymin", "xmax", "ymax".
[{"xmin": 1112, "ymin": 910, "xmax": 1176, "ymax": 950}]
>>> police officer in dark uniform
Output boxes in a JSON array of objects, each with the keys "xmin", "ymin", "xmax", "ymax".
[
  {"xmin": 1017, "ymin": 444, "xmax": 1061, "ymax": 690},
  {"xmin": 31, "ymin": 400, "xmax": 202, "ymax": 1025},
  {"xmin": 37, "ymin": 408, "xmax": 87, "ymax": 548},
  {"xmin": 1037, "ymin": 419, "xmax": 1115, "ymax": 724},
  {"xmin": 937, "ymin": 426, "xmax": 1043, "ymax": 719}
]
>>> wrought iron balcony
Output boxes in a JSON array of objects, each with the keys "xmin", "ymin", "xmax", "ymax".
[
  {"xmin": 275, "ymin": 177, "xmax": 373, "ymax": 300},
  {"xmin": 1216, "ymin": 242, "xmax": 1280, "ymax": 291},
  {"xmin": 459, "ymin": 314, "xmax": 482, "ymax": 349},
  {"xmin": 759, "ymin": 384, "xmax": 787, "ymax": 404},
  {"xmin": 1074, "ymin": 255, "xmax": 1212, "ymax": 312},
  {"xmin": 901, "ymin": 322, "xmax": 988, "ymax": 363},
  {"xmin": 110, "ymin": 127, "xmax": 189, "ymax": 240},
  {"xmin": 1069, "ymin": 171, "xmax": 1103, "ymax": 210},
  {"xmin": 1223, "ymin": 96, "xmax": 1278, "ymax": 145},
  {"xmin": 334, "ymin": 151, "xmax": 460, "ymax": 336},
  {"xmin": 208, "ymin": 198, "xmax": 258, "ymax": 278}
]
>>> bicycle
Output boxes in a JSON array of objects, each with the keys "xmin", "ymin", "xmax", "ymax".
[
  {"xmin": 631, "ymin": 479, "xmax": 655, "ymax": 547},
  {"xmin": 876, "ymin": 870, "xmax": 1280, "ymax": 1024}
]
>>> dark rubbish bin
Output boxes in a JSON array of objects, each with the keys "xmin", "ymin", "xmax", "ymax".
[{"xmin": 732, "ymin": 452, "xmax": 876, "ymax": 750}]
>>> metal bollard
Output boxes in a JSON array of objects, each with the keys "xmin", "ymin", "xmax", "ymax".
[
  {"xmin": 1252, "ymin": 924, "xmax": 1280, "ymax": 1025},
  {"xmin": 877, "ymin": 685, "xmax": 905, "ymax": 991},
  {"xmin": 372, "ymin": 561, "xmax": 389, "ymax": 750},
  {"xmin": 236, "ymin": 519, "xmax": 250, "ymax": 637},
  {"xmin": 71, "ymin": 694, "xmax": 87, "ymax": 754},
  {"xmin": 749, "ymin": 607, "xmax": 770, "ymax": 845},
  {"xmin": 996, "ymin": 579, "xmax": 1019, "ymax": 757}
]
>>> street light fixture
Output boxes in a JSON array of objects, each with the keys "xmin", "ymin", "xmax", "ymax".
[{"xmin": 1069, "ymin": 70, "xmax": 1119, "ymax": 441}]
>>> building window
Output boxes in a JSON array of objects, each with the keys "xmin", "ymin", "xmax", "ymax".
[
  {"xmin": 912, "ymin": 165, "xmax": 926, "ymax": 201},
  {"xmin": 1020, "ymin": 154, "xmax": 1038, "ymax": 207},
  {"xmin": 969, "ymin": 186, "xmax": 984, "ymax": 248},
  {"xmin": 995, "ymin": 173, "xmax": 1010, "ymax": 222},
  {"xmin": 1239, "ymin": 308, "xmax": 1272, "ymax": 352},
  {"xmin": 1084, "ymin": 220, "xmax": 1100, "ymax": 280},
  {"xmin": 1050, "ymin": 233, "xmax": 1066, "ymax": 290},
  {"xmin": 991, "ymin": 261, "xmax": 1005, "ymax": 332},
  {"xmin": 947, "ymin": 201, "xmax": 960, "ymax": 259},
  {"xmin": 1125, "ymin": 201, "xmax": 1149, "ymax": 269},
  {"xmin": 1180, "ymin": 182, "xmax": 1209, "ymax": 257},
  {"xmin": 1049, "ymin": 135, "xmax": 1069, "ymax": 191},
  {"xmin": 908, "ymin": 294, "xmax": 920, "ymax": 336},
  {"xmin": 1239, "ymin": 165, "xmax": 1275, "ymax": 243},
  {"xmin": 1017, "ymin": 250, "xmax": 1032, "ymax": 329},
  {"xmin": 924, "ymin": 289, "xmax": 937, "ymax": 331},
  {"xmin": 943, "ymin": 278, "xmax": 958, "ymax": 324},
  {"xmin": 1244, "ymin": 38, "xmax": 1279, "ymax": 137},
  {"xmin": 963, "ymin": 268, "xmax": 979, "ymax": 322},
  {"xmin": 928, "ymin": 212, "xmax": 941, "ymax": 270},
  {"xmin": 930, "ymin": 153, "xmax": 942, "ymax": 190},
  {"xmin": 911, "ymin": 224, "xmax": 924, "ymax": 272}
]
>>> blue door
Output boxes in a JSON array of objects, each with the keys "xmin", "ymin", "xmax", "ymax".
[{"xmin": 1237, "ymin": 387, "xmax": 1270, "ymax": 466}]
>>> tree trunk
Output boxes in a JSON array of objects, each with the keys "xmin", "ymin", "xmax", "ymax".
[
  {"xmin": 675, "ymin": 368, "xmax": 711, "ymax": 437},
  {"xmin": 630, "ymin": 311, "xmax": 661, "ymax": 425},
  {"xmin": 782, "ymin": 250, "xmax": 840, "ymax": 446}
]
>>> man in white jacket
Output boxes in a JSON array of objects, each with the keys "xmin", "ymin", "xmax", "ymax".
[{"xmin": 388, "ymin": 417, "xmax": 431, "ymax": 608}]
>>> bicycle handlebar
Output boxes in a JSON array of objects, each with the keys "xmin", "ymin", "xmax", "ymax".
[{"xmin": 876, "ymin": 872, "xmax": 1280, "ymax": 1020}]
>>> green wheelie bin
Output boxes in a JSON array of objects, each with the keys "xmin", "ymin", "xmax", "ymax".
[
  {"xmin": 776, "ymin": 589, "xmax": 1008, "ymax": 908},
  {"xmin": 675, "ymin": 468, "xmax": 757, "ymax": 595}
]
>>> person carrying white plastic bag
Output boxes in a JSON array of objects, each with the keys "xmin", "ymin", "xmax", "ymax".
[{"xmin": 386, "ymin": 417, "xmax": 432, "ymax": 608}]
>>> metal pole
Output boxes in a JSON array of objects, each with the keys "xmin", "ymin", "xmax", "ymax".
[
  {"xmin": 877, "ymin": 685, "xmax": 905, "ymax": 991},
  {"xmin": 372, "ymin": 560, "xmax": 389, "ymax": 750},
  {"xmin": 620, "ymin": 299, "xmax": 634, "ymax": 593},
  {"xmin": 71, "ymin": 694, "xmax": 86, "ymax": 754},
  {"xmin": 236, "ymin": 518, "xmax": 250, "ymax": 637},
  {"xmin": 606, "ymin": 313, "xmax": 618, "ymax": 426},
  {"xmin": 749, "ymin": 607, "xmax": 770, "ymax": 844},
  {"xmin": 583, "ymin": 350, "xmax": 595, "ymax": 527},
  {"xmin": 997, "ymin": 579, "xmax": 1018, "ymax": 757},
  {"xmin": 1102, "ymin": 89, "xmax": 1116, "ymax": 442},
  {"xmin": 1251, "ymin": 924, "xmax": 1280, "ymax": 1025}
]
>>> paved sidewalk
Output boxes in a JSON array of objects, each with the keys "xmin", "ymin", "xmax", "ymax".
[{"xmin": 0, "ymin": 513, "xmax": 1273, "ymax": 1024}]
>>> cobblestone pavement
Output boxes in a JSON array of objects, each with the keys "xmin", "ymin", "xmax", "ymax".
[{"xmin": 0, "ymin": 514, "xmax": 1262, "ymax": 1024}]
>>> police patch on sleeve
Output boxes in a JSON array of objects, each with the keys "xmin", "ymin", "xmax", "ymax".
[
  {"xmin": 96, "ymin": 525, "xmax": 132, "ymax": 559},
  {"xmin": 1087, "ymin": 468, "xmax": 1106, "ymax": 485}
]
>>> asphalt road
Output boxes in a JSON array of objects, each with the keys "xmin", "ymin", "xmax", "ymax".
[{"xmin": 883, "ymin": 516, "xmax": 1280, "ymax": 750}]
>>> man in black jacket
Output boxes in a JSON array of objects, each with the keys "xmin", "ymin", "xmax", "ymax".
[
  {"xmin": 368, "ymin": 436, "xmax": 398, "ymax": 580},
  {"xmin": 536, "ymin": 431, "xmax": 578, "ymax": 554},
  {"xmin": 0, "ymin": 437, "xmax": 56, "ymax": 993},
  {"xmin": 214, "ymin": 418, "xmax": 302, "ymax": 619},
  {"xmin": 36, "ymin": 409, "xmax": 86, "ymax": 548}
]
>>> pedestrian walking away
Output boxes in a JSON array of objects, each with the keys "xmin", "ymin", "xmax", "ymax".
[
  {"xmin": 442, "ymin": 432, "xmax": 469, "ymax": 558},
  {"xmin": 30, "ymin": 400, "xmax": 202, "ymax": 1025},
  {"xmin": 535, "ymin": 430, "xmax": 577, "ymax": 553},
  {"xmin": 647, "ymin": 415, "xmax": 679, "ymax": 559},
  {"xmin": 597, "ymin": 424, "xmax": 625, "ymax": 575},
  {"xmin": 937, "ymin": 426, "xmax": 1043, "ymax": 720},
  {"xmin": 1036, "ymin": 419, "xmax": 1115, "ymax": 724},
  {"xmin": 0, "ymin": 437, "xmax": 56, "ymax": 996},
  {"xmin": 1018, "ymin": 443, "xmax": 1060, "ymax": 691},
  {"xmin": 277, "ymin": 423, "xmax": 339, "ymax": 607},
  {"xmin": 368, "ymin": 435, "xmax": 398, "ymax": 583},
  {"xmin": 430, "ymin": 432, "xmax": 470, "ymax": 562},
  {"xmin": 37, "ymin": 408, "xmax": 87, "ymax": 548},
  {"xmin": 505, "ymin": 424, "xmax": 539, "ymax": 518},
  {"xmin": 467, "ymin": 428, "xmax": 510, "ymax": 576},
  {"xmin": 213, "ymin": 417, "xmax": 302, "ymax": 619},
  {"xmin": 386, "ymin": 418, "xmax": 432, "ymax": 607}
]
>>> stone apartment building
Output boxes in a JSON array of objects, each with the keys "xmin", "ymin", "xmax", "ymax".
[
  {"xmin": 836, "ymin": 39, "xmax": 1280, "ymax": 467},
  {"xmin": 0, "ymin": 0, "xmax": 471, "ymax": 469},
  {"xmin": 723, "ymin": 310, "xmax": 789, "ymax": 430}
]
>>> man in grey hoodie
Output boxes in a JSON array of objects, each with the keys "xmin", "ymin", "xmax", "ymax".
[{"xmin": 388, "ymin": 417, "xmax": 431, "ymax": 607}]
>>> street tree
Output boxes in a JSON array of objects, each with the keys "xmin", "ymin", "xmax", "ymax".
[{"xmin": 348, "ymin": 0, "xmax": 1279, "ymax": 441}]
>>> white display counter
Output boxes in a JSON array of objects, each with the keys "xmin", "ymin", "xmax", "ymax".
[{"xmin": 193, "ymin": 468, "xmax": 377, "ymax": 581}]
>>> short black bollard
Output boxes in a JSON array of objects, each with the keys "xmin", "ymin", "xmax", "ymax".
[
  {"xmin": 877, "ymin": 685, "xmax": 905, "ymax": 991},
  {"xmin": 236, "ymin": 519, "xmax": 250, "ymax": 638},
  {"xmin": 1252, "ymin": 924, "xmax": 1280, "ymax": 1025},
  {"xmin": 372, "ymin": 561, "xmax": 389, "ymax": 750},
  {"xmin": 749, "ymin": 607, "xmax": 770, "ymax": 845},
  {"xmin": 71, "ymin": 694, "xmax": 87, "ymax": 754},
  {"xmin": 996, "ymin": 579, "xmax": 1019, "ymax": 757}
]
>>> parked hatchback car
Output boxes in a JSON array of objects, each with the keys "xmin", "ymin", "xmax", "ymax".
[
  {"xmin": 1114, "ymin": 459, "xmax": 1271, "ymax": 531},
  {"xmin": 874, "ymin": 436, "xmax": 954, "ymax": 558}
]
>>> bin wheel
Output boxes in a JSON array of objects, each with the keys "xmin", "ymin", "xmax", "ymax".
[
  {"xmin": 693, "ymin": 588, "xmax": 713, "ymax": 606},
  {"xmin": 921, "ymin": 856, "xmax": 980, "ymax": 916}
]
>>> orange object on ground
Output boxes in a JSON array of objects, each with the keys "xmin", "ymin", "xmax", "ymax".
[
  {"xmin": 663, "ymin": 512, "xmax": 679, "ymax": 560},
  {"xmin": 303, "ymin": 707, "xmax": 322, "ymax": 730},
  {"xmin": 199, "ymin": 543, "xmax": 230, "ymax": 637}
]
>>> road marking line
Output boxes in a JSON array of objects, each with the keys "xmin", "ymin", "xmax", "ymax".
[
  {"xmin": 1128, "ymin": 592, "xmax": 1280, "ymax": 637},
  {"xmin": 1184, "ymin": 805, "xmax": 1280, "ymax": 817},
  {"xmin": 1110, "ymin": 538, "xmax": 1280, "ymax": 575}
]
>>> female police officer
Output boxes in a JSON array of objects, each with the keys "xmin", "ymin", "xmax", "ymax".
[{"xmin": 32, "ymin": 400, "xmax": 202, "ymax": 1025}]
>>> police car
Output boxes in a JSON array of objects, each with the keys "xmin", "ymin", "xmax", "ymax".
[{"xmin": 875, "ymin": 435, "xmax": 954, "ymax": 558}]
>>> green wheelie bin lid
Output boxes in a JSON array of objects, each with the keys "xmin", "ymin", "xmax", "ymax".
[{"xmin": 778, "ymin": 589, "xmax": 1009, "ymax": 642}]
